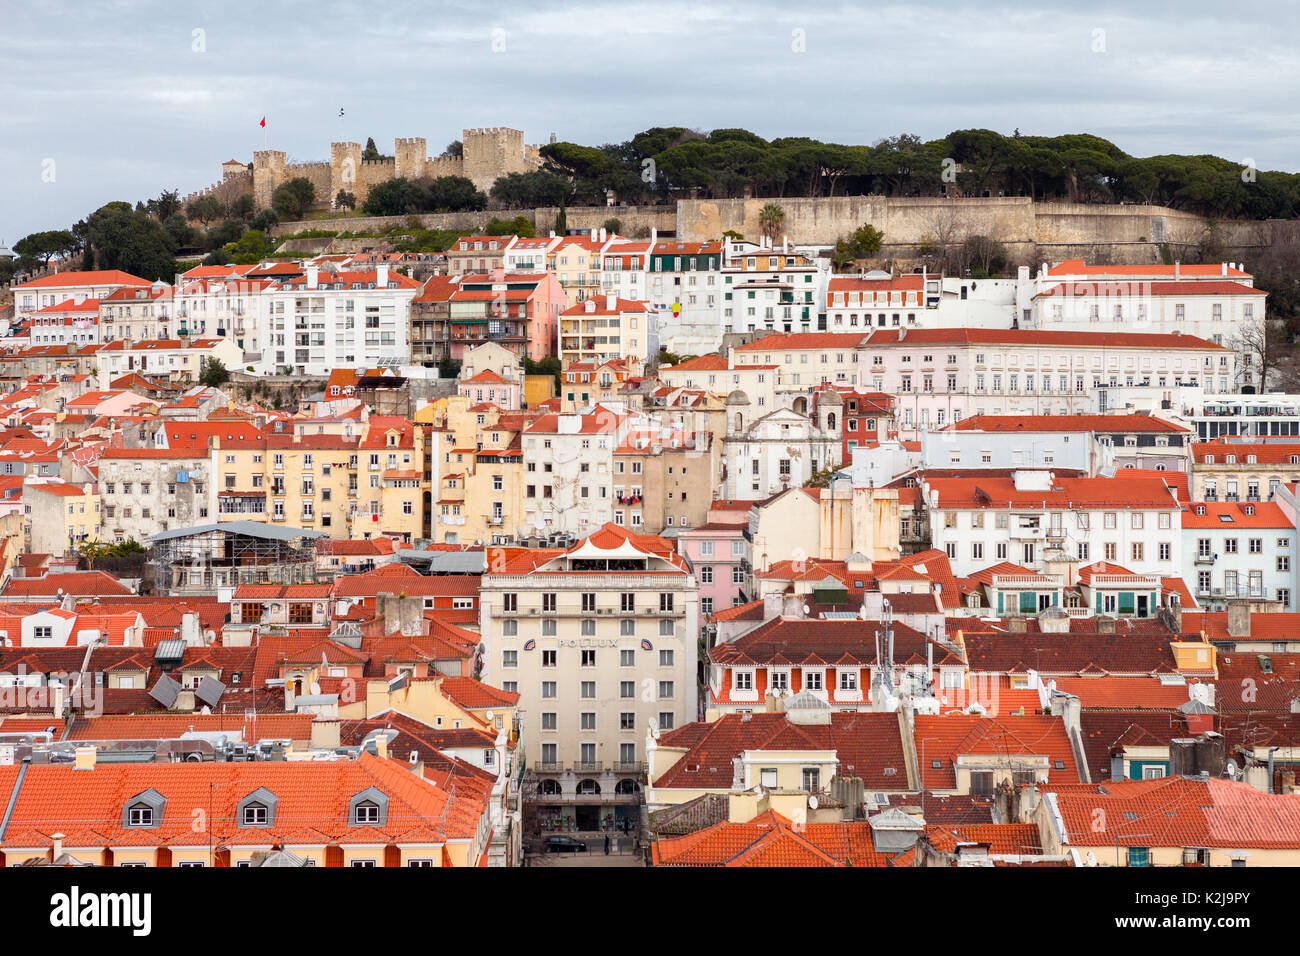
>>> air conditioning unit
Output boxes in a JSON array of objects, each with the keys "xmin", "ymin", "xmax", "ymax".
[{"xmin": 529, "ymin": 608, "xmax": 538, "ymax": 615}]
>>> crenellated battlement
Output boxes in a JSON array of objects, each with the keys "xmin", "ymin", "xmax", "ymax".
[{"xmin": 231, "ymin": 125, "xmax": 543, "ymax": 211}]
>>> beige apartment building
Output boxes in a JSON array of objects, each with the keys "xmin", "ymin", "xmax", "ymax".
[
  {"xmin": 478, "ymin": 524, "xmax": 699, "ymax": 832},
  {"xmin": 612, "ymin": 428, "xmax": 716, "ymax": 534}
]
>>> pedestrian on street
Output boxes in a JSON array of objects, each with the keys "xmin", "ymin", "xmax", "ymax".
[{"xmin": 604, "ymin": 835, "xmax": 611, "ymax": 855}]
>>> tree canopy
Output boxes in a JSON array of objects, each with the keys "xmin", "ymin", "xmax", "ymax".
[
  {"xmin": 84, "ymin": 202, "xmax": 177, "ymax": 281},
  {"xmin": 491, "ymin": 126, "xmax": 1300, "ymax": 218},
  {"xmin": 360, "ymin": 176, "xmax": 487, "ymax": 216},
  {"xmin": 271, "ymin": 177, "xmax": 317, "ymax": 220}
]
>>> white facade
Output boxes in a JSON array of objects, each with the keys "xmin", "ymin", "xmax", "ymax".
[
  {"xmin": 923, "ymin": 470, "xmax": 1185, "ymax": 577},
  {"xmin": 722, "ymin": 406, "xmax": 839, "ymax": 500},
  {"xmin": 261, "ymin": 265, "xmax": 419, "ymax": 376},
  {"xmin": 1182, "ymin": 502, "xmax": 1297, "ymax": 610},
  {"xmin": 521, "ymin": 409, "xmax": 641, "ymax": 536}
]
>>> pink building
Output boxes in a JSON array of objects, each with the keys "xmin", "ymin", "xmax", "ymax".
[
  {"xmin": 677, "ymin": 521, "xmax": 751, "ymax": 620},
  {"xmin": 446, "ymin": 269, "xmax": 565, "ymax": 363},
  {"xmin": 457, "ymin": 368, "xmax": 521, "ymax": 410}
]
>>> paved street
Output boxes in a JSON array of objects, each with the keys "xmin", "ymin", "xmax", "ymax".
[{"xmin": 526, "ymin": 849, "xmax": 644, "ymax": 867}]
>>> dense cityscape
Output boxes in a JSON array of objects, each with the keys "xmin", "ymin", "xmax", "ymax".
[{"xmin": 0, "ymin": 9, "xmax": 1296, "ymax": 914}]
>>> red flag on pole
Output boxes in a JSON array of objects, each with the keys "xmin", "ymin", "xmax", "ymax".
[{"xmin": 259, "ymin": 117, "xmax": 266, "ymax": 128}]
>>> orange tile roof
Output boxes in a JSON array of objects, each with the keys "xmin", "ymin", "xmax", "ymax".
[
  {"xmin": 13, "ymin": 270, "xmax": 151, "ymax": 290},
  {"xmin": 913, "ymin": 714, "xmax": 1082, "ymax": 790},
  {"xmin": 1048, "ymin": 776, "xmax": 1300, "ymax": 850},
  {"xmin": 0, "ymin": 751, "xmax": 487, "ymax": 849},
  {"xmin": 946, "ymin": 413, "xmax": 1191, "ymax": 434},
  {"xmin": 651, "ymin": 810, "xmax": 904, "ymax": 867}
]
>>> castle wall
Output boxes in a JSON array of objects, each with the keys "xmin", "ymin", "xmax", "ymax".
[
  {"xmin": 267, "ymin": 204, "xmax": 676, "ymax": 239},
  {"xmin": 675, "ymin": 195, "xmax": 1289, "ymax": 264}
]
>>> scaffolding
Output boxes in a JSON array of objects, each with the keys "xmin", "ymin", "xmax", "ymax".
[{"xmin": 147, "ymin": 520, "xmax": 327, "ymax": 596}]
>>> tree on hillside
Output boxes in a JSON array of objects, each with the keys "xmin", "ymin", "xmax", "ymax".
[
  {"xmin": 272, "ymin": 177, "xmax": 316, "ymax": 220},
  {"xmin": 185, "ymin": 194, "xmax": 226, "ymax": 227},
  {"xmin": 250, "ymin": 209, "xmax": 280, "ymax": 232},
  {"xmin": 199, "ymin": 356, "xmax": 231, "ymax": 388},
  {"xmin": 14, "ymin": 230, "xmax": 77, "ymax": 267},
  {"xmin": 490, "ymin": 170, "xmax": 570, "ymax": 209},
  {"xmin": 205, "ymin": 218, "xmax": 246, "ymax": 251},
  {"xmin": 85, "ymin": 202, "xmax": 177, "ymax": 282},
  {"xmin": 363, "ymin": 137, "xmax": 382, "ymax": 161},
  {"xmin": 228, "ymin": 194, "xmax": 255, "ymax": 221},
  {"xmin": 162, "ymin": 214, "xmax": 197, "ymax": 249},
  {"xmin": 424, "ymin": 175, "xmax": 486, "ymax": 212},
  {"xmin": 335, "ymin": 189, "xmax": 357, "ymax": 210},
  {"xmin": 150, "ymin": 189, "xmax": 182, "ymax": 222},
  {"xmin": 445, "ymin": 140, "xmax": 463, "ymax": 158}
]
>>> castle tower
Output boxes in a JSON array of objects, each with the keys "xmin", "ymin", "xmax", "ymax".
[
  {"xmin": 253, "ymin": 150, "xmax": 287, "ymax": 210},
  {"xmin": 330, "ymin": 142, "xmax": 363, "ymax": 203},
  {"xmin": 462, "ymin": 127, "xmax": 537, "ymax": 192},
  {"xmin": 394, "ymin": 137, "xmax": 428, "ymax": 181}
]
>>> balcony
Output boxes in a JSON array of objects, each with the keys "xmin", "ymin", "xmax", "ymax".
[
  {"xmin": 611, "ymin": 761, "xmax": 647, "ymax": 774},
  {"xmin": 1194, "ymin": 554, "xmax": 1216, "ymax": 565},
  {"xmin": 573, "ymin": 761, "xmax": 603, "ymax": 773}
]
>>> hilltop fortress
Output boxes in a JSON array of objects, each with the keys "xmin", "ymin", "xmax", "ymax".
[{"xmin": 185, "ymin": 127, "xmax": 545, "ymax": 212}]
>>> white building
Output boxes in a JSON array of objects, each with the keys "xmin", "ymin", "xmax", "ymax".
[
  {"xmin": 721, "ymin": 405, "xmax": 840, "ymax": 500},
  {"xmin": 521, "ymin": 408, "xmax": 638, "ymax": 536},
  {"xmin": 1018, "ymin": 260, "xmax": 1265, "ymax": 379},
  {"xmin": 922, "ymin": 469, "xmax": 1185, "ymax": 577},
  {"xmin": 477, "ymin": 523, "xmax": 698, "ymax": 827},
  {"xmin": 261, "ymin": 264, "xmax": 421, "ymax": 376},
  {"xmin": 721, "ymin": 238, "xmax": 829, "ymax": 338},
  {"xmin": 1182, "ymin": 500, "xmax": 1296, "ymax": 610},
  {"xmin": 11, "ymin": 270, "xmax": 151, "ymax": 324}
]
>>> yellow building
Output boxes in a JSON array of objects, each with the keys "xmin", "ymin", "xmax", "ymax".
[
  {"xmin": 352, "ymin": 416, "xmax": 426, "ymax": 543},
  {"xmin": 24, "ymin": 481, "xmax": 100, "ymax": 557}
]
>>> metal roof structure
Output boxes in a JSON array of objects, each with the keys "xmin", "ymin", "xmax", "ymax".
[
  {"xmin": 148, "ymin": 520, "xmax": 328, "ymax": 544},
  {"xmin": 396, "ymin": 550, "xmax": 485, "ymax": 574}
]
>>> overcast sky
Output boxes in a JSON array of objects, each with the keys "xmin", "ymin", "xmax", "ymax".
[{"xmin": 2, "ymin": 0, "xmax": 1297, "ymax": 242}]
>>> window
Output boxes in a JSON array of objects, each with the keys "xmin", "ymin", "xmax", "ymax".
[
  {"xmin": 128, "ymin": 805, "xmax": 154, "ymax": 827},
  {"xmin": 620, "ymin": 680, "xmax": 635, "ymax": 698},
  {"xmin": 354, "ymin": 803, "xmax": 380, "ymax": 825},
  {"xmin": 541, "ymin": 649, "xmax": 556, "ymax": 667},
  {"xmin": 541, "ymin": 681, "xmax": 557, "ymax": 698},
  {"xmin": 242, "ymin": 803, "xmax": 269, "ymax": 826},
  {"xmin": 580, "ymin": 681, "xmax": 596, "ymax": 698},
  {"xmin": 658, "ymin": 680, "xmax": 675, "ymax": 699},
  {"xmin": 1127, "ymin": 846, "xmax": 1151, "ymax": 867}
]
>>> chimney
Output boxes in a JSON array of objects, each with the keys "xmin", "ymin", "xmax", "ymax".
[
  {"xmin": 284, "ymin": 679, "xmax": 296, "ymax": 711},
  {"xmin": 1008, "ymin": 617, "xmax": 1028, "ymax": 633},
  {"xmin": 1174, "ymin": 261, "xmax": 1180, "ymax": 279},
  {"xmin": 73, "ymin": 746, "xmax": 96, "ymax": 771},
  {"xmin": 1227, "ymin": 601, "xmax": 1252, "ymax": 638},
  {"xmin": 376, "ymin": 732, "xmax": 388, "ymax": 760},
  {"xmin": 306, "ymin": 265, "xmax": 319, "ymax": 290},
  {"xmin": 1221, "ymin": 262, "xmax": 1228, "ymax": 277},
  {"xmin": 605, "ymin": 294, "xmax": 616, "ymax": 311},
  {"xmin": 1095, "ymin": 615, "xmax": 1116, "ymax": 634},
  {"xmin": 51, "ymin": 832, "xmax": 64, "ymax": 861},
  {"xmin": 599, "ymin": 228, "xmax": 607, "ymax": 242},
  {"xmin": 377, "ymin": 264, "xmax": 389, "ymax": 286},
  {"xmin": 650, "ymin": 227, "xmax": 657, "ymax": 244}
]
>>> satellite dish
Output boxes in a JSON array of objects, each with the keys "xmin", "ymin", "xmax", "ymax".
[
  {"xmin": 309, "ymin": 682, "xmax": 320, "ymax": 695},
  {"xmin": 808, "ymin": 795, "xmax": 819, "ymax": 810},
  {"xmin": 485, "ymin": 710, "xmax": 494, "ymax": 722},
  {"xmin": 802, "ymin": 604, "xmax": 810, "ymax": 615},
  {"xmin": 1225, "ymin": 759, "xmax": 1239, "ymax": 778}
]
